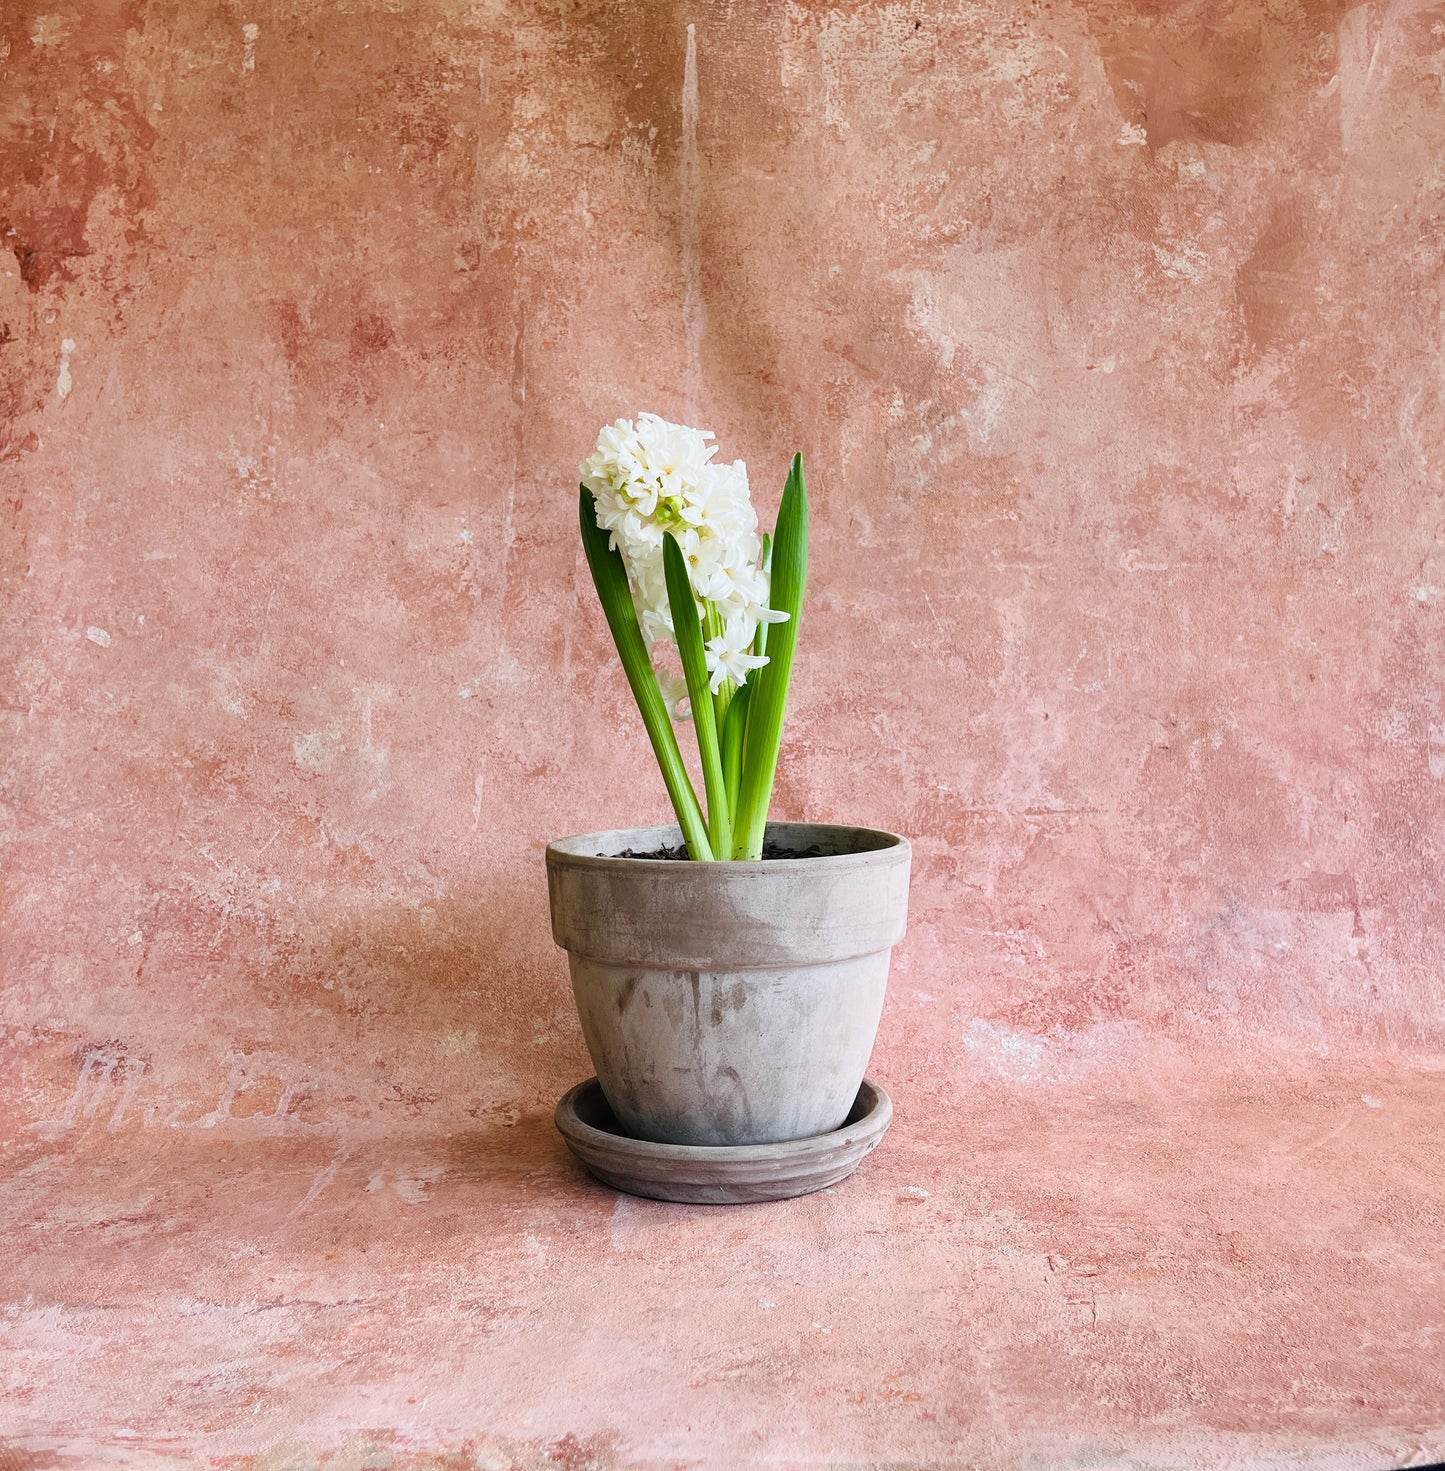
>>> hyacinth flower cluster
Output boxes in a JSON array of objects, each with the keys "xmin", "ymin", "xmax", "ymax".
[{"xmin": 579, "ymin": 413, "xmax": 808, "ymax": 861}]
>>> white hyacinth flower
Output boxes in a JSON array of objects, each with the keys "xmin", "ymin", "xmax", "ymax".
[
  {"xmin": 704, "ymin": 615, "xmax": 770, "ymax": 695},
  {"xmin": 656, "ymin": 671, "xmax": 692, "ymax": 722},
  {"xmin": 580, "ymin": 413, "xmax": 787, "ymax": 695}
]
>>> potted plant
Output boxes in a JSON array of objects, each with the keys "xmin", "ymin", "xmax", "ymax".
[{"xmin": 547, "ymin": 415, "xmax": 910, "ymax": 1174}]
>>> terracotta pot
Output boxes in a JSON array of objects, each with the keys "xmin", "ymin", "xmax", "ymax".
[{"xmin": 545, "ymin": 822, "xmax": 911, "ymax": 1146}]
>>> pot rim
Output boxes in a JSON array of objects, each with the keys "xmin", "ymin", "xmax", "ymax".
[{"xmin": 546, "ymin": 821, "xmax": 910, "ymax": 874}]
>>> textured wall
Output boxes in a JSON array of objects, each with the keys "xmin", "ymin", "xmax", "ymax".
[{"xmin": 3, "ymin": 0, "xmax": 1444, "ymax": 1145}]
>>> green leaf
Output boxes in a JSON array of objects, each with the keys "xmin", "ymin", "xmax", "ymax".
[
  {"xmin": 732, "ymin": 454, "xmax": 807, "ymax": 860},
  {"xmin": 578, "ymin": 487, "xmax": 713, "ymax": 860},
  {"xmin": 663, "ymin": 533, "xmax": 731, "ymax": 859}
]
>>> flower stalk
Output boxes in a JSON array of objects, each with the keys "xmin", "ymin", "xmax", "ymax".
[{"xmin": 663, "ymin": 532, "xmax": 731, "ymax": 859}]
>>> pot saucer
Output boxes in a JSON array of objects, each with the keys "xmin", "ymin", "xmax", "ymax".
[{"xmin": 554, "ymin": 1077, "xmax": 892, "ymax": 1204}]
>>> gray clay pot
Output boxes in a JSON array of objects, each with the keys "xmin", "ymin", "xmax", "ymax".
[{"xmin": 546, "ymin": 823, "xmax": 911, "ymax": 1146}]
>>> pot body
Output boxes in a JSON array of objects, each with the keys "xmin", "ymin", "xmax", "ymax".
[{"xmin": 546, "ymin": 822, "xmax": 910, "ymax": 1146}]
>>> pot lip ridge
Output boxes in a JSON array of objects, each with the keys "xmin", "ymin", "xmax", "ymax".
[{"xmin": 546, "ymin": 821, "xmax": 910, "ymax": 874}]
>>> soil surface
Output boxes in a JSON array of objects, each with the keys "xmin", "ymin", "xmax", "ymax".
[{"xmin": 613, "ymin": 840, "xmax": 831, "ymax": 861}]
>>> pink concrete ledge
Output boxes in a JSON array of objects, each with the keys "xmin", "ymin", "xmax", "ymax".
[{"xmin": 2, "ymin": 1059, "xmax": 1441, "ymax": 1470}]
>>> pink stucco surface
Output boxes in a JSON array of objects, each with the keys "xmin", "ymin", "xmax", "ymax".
[{"xmin": 1, "ymin": 1, "xmax": 1443, "ymax": 1466}]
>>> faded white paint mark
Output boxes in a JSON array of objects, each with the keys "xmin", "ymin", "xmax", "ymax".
[
  {"xmin": 964, "ymin": 1018, "xmax": 1045, "ymax": 1079},
  {"xmin": 55, "ymin": 338, "xmax": 75, "ymax": 399},
  {"xmin": 609, "ymin": 1193, "xmax": 642, "ymax": 1248},
  {"xmin": 292, "ymin": 731, "xmax": 326, "ymax": 769},
  {"xmin": 199, "ymin": 653, "xmax": 247, "ymax": 716},
  {"xmin": 1428, "ymin": 723, "xmax": 1445, "ymax": 780},
  {"xmin": 30, "ymin": 14, "xmax": 68, "ymax": 47},
  {"xmin": 1296, "ymin": 1113, "xmax": 1357, "ymax": 1155},
  {"xmin": 1361, "ymin": 1094, "xmax": 1384, "ymax": 1108},
  {"xmin": 106, "ymin": 1057, "xmax": 147, "ymax": 1130},
  {"xmin": 365, "ymin": 1167, "xmax": 443, "ymax": 1204},
  {"xmin": 814, "ymin": 14, "xmax": 853, "ymax": 136},
  {"xmin": 681, "ymin": 24, "xmax": 705, "ymax": 417},
  {"xmin": 85, "ymin": 625, "xmax": 111, "ymax": 647},
  {"xmin": 241, "ymin": 22, "xmax": 259, "ymax": 74},
  {"xmin": 1153, "ymin": 243, "xmax": 1207, "ymax": 283},
  {"xmin": 1118, "ymin": 122, "xmax": 1147, "ymax": 146},
  {"xmin": 193, "ymin": 1054, "xmax": 247, "ymax": 1128},
  {"xmin": 1337, "ymin": 4, "xmax": 1382, "ymax": 152},
  {"xmin": 289, "ymin": 1152, "xmax": 347, "ymax": 1219},
  {"xmin": 397, "ymin": 1169, "xmax": 444, "ymax": 1204},
  {"xmin": 32, "ymin": 1046, "xmax": 127, "ymax": 1135},
  {"xmin": 906, "ymin": 279, "xmax": 953, "ymax": 370},
  {"xmin": 35, "ymin": 1044, "xmax": 309, "ymax": 1138},
  {"xmin": 472, "ymin": 771, "xmax": 485, "ymax": 830},
  {"xmin": 962, "ymin": 369, "xmax": 1009, "ymax": 448}
]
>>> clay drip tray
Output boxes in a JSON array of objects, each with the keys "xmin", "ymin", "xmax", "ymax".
[{"xmin": 555, "ymin": 1078, "xmax": 893, "ymax": 1204}]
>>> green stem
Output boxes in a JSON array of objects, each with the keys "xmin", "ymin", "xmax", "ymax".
[
  {"xmin": 700, "ymin": 600, "xmax": 734, "ymax": 768},
  {"xmin": 663, "ymin": 533, "xmax": 731, "ymax": 859},
  {"xmin": 721, "ymin": 682, "xmax": 750, "ymax": 822}
]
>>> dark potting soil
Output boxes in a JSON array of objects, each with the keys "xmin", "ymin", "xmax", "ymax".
[{"xmin": 612, "ymin": 839, "xmax": 831, "ymax": 861}]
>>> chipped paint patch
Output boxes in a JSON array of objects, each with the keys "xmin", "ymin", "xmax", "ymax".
[{"xmin": 55, "ymin": 338, "xmax": 76, "ymax": 399}]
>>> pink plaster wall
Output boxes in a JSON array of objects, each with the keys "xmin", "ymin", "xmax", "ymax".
[{"xmin": 3, "ymin": 0, "xmax": 1444, "ymax": 1143}]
